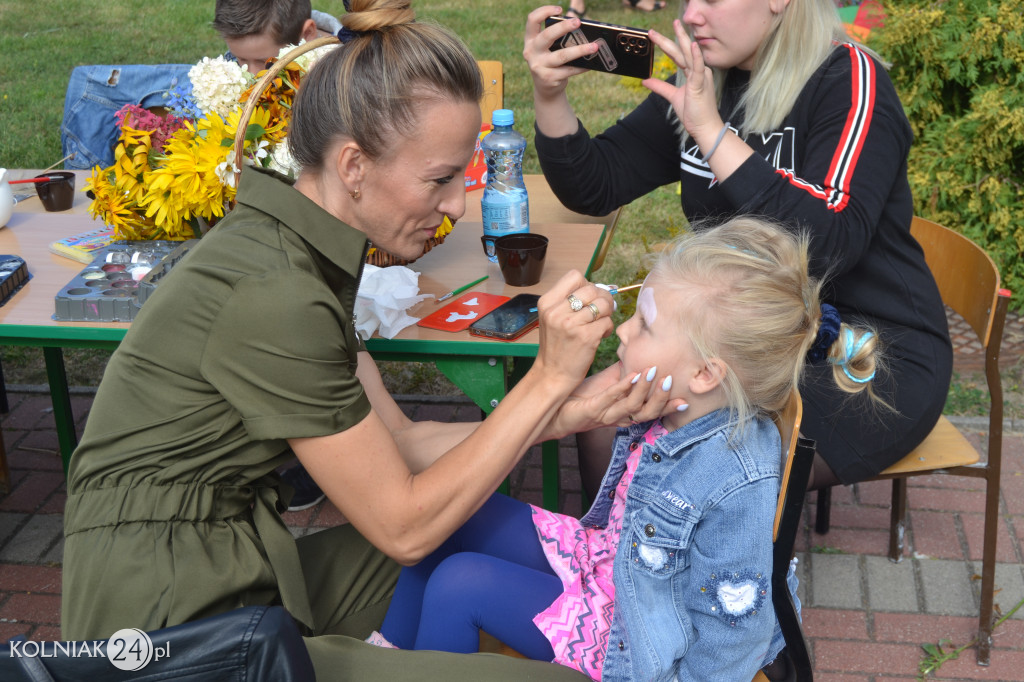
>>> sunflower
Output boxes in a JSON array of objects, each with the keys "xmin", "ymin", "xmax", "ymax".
[{"xmin": 85, "ymin": 166, "xmax": 155, "ymax": 238}]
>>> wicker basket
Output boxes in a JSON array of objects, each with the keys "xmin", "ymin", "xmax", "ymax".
[{"xmin": 231, "ymin": 36, "xmax": 450, "ymax": 267}]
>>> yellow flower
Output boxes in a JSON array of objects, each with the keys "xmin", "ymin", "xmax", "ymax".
[{"xmin": 137, "ymin": 113, "xmax": 239, "ymax": 238}]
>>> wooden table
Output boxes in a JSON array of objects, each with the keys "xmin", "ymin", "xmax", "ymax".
[{"xmin": 0, "ymin": 171, "xmax": 608, "ymax": 508}]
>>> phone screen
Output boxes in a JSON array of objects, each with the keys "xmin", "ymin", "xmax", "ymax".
[{"xmin": 469, "ymin": 293, "xmax": 541, "ymax": 341}]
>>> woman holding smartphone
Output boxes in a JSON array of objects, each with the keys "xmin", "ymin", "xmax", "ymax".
[{"xmin": 523, "ymin": 1, "xmax": 952, "ymax": 495}]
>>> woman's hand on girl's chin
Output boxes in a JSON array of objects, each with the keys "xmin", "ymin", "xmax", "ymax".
[{"xmin": 545, "ymin": 364, "xmax": 689, "ymax": 439}]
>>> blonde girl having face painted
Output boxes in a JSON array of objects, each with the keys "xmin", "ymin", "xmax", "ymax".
[{"xmin": 372, "ymin": 216, "xmax": 881, "ymax": 681}]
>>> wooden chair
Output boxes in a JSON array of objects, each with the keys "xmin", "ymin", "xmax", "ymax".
[
  {"xmin": 483, "ymin": 389, "xmax": 815, "ymax": 681},
  {"xmin": 756, "ymin": 388, "xmax": 815, "ymax": 681},
  {"xmin": 477, "ymin": 60, "xmax": 503, "ymax": 124},
  {"xmin": 813, "ymin": 216, "xmax": 1011, "ymax": 665}
]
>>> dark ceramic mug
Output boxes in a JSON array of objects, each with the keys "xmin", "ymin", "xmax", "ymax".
[
  {"xmin": 493, "ymin": 233, "xmax": 549, "ymax": 286},
  {"xmin": 35, "ymin": 172, "xmax": 76, "ymax": 212}
]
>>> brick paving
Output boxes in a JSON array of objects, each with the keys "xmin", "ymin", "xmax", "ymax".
[
  {"xmin": 949, "ymin": 306, "xmax": 1024, "ymax": 374},
  {"xmin": 2, "ymin": 347, "xmax": 1024, "ymax": 679}
]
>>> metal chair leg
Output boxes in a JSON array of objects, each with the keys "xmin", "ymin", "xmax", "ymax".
[
  {"xmin": 888, "ymin": 478, "xmax": 908, "ymax": 562},
  {"xmin": 975, "ymin": 471, "xmax": 1000, "ymax": 665},
  {"xmin": 814, "ymin": 485, "xmax": 831, "ymax": 534}
]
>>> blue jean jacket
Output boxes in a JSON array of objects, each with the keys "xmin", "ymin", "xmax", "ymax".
[
  {"xmin": 61, "ymin": 64, "xmax": 191, "ymax": 170},
  {"xmin": 582, "ymin": 409, "xmax": 790, "ymax": 681}
]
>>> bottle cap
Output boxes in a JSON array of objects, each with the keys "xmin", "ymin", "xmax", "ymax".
[{"xmin": 491, "ymin": 109, "xmax": 514, "ymax": 126}]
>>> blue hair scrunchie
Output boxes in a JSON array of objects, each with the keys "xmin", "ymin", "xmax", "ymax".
[
  {"xmin": 829, "ymin": 327, "xmax": 876, "ymax": 384},
  {"xmin": 337, "ymin": 0, "xmax": 361, "ymax": 43},
  {"xmin": 807, "ymin": 303, "xmax": 841, "ymax": 364}
]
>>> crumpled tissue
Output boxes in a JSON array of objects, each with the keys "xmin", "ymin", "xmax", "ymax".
[{"xmin": 354, "ymin": 264, "xmax": 432, "ymax": 339}]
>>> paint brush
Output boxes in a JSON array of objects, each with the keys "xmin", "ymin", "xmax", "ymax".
[
  {"xmin": 437, "ymin": 275, "xmax": 489, "ymax": 302},
  {"xmin": 596, "ymin": 282, "xmax": 643, "ymax": 295},
  {"xmin": 8, "ymin": 177, "xmax": 57, "ymax": 185}
]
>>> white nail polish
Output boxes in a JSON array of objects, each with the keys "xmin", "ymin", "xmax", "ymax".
[
  {"xmin": 646, "ymin": 367, "xmax": 657, "ymax": 382},
  {"xmin": 676, "ymin": 404, "xmax": 689, "ymax": 412},
  {"xmin": 661, "ymin": 376, "xmax": 672, "ymax": 391},
  {"xmin": 631, "ymin": 373, "xmax": 641, "ymax": 385}
]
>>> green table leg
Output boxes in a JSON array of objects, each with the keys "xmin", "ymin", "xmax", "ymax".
[
  {"xmin": 434, "ymin": 355, "xmax": 512, "ymax": 495},
  {"xmin": 542, "ymin": 439, "xmax": 560, "ymax": 511},
  {"xmin": 434, "ymin": 356, "xmax": 508, "ymax": 414},
  {"xmin": 435, "ymin": 355, "xmax": 562, "ymax": 511},
  {"xmin": 43, "ymin": 347, "xmax": 77, "ymax": 476},
  {"xmin": 514, "ymin": 358, "xmax": 562, "ymax": 511}
]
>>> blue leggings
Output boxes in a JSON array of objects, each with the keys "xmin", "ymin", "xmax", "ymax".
[{"xmin": 380, "ymin": 493, "xmax": 562, "ymax": 659}]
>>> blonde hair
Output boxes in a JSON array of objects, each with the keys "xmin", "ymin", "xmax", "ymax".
[
  {"xmin": 676, "ymin": 0, "xmax": 858, "ymax": 138},
  {"xmin": 289, "ymin": 0, "xmax": 482, "ymax": 168},
  {"xmin": 650, "ymin": 216, "xmax": 882, "ymax": 430}
]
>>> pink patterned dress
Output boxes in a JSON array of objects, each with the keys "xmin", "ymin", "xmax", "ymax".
[{"xmin": 531, "ymin": 421, "xmax": 669, "ymax": 680}]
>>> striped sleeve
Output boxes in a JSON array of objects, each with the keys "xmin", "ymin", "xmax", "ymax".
[{"xmin": 775, "ymin": 44, "xmax": 876, "ymax": 213}]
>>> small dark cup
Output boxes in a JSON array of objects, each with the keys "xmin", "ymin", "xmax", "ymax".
[
  {"xmin": 36, "ymin": 172, "xmax": 76, "ymax": 212},
  {"xmin": 494, "ymin": 233, "xmax": 549, "ymax": 286}
]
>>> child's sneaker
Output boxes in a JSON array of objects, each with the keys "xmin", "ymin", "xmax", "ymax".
[{"xmin": 365, "ymin": 631, "xmax": 398, "ymax": 649}]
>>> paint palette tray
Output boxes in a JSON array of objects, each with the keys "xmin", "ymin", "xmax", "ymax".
[
  {"xmin": 0, "ymin": 256, "xmax": 30, "ymax": 307},
  {"xmin": 53, "ymin": 240, "xmax": 198, "ymax": 322}
]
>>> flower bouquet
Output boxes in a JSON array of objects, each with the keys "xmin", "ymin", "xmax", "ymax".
[{"xmin": 87, "ymin": 36, "xmax": 454, "ymax": 264}]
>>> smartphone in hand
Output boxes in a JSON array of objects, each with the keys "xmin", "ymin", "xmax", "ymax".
[
  {"xmin": 545, "ymin": 15, "xmax": 654, "ymax": 80},
  {"xmin": 468, "ymin": 293, "xmax": 541, "ymax": 341}
]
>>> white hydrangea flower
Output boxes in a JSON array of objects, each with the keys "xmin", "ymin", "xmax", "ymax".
[
  {"xmin": 274, "ymin": 41, "xmax": 340, "ymax": 74},
  {"xmin": 188, "ymin": 56, "xmax": 249, "ymax": 120}
]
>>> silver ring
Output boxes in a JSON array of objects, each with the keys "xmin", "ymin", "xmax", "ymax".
[
  {"xmin": 567, "ymin": 294, "xmax": 584, "ymax": 312},
  {"xmin": 587, "ymin": 302, "xmax": 600, "ymax": 321}
]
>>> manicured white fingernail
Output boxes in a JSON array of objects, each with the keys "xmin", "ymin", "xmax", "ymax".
[
  {"xmin": 631, "ymin": 372, "xmax": 641, "ymax": 385},
  {"xmin": 676, "ymin": 403, "xmax": 689, "ymax": 412},
  {"xmin": 661, "ymin": 375, "xmax": 672, "ymax": 391},
  {"xmin": 645, "ymin": 366, "xmax": 657, "ymax": 382}
]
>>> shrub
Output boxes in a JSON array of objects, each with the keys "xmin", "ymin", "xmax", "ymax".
[{"xmin": 872, "ymin": 0, "xmax": 1024, "ymax": 307}]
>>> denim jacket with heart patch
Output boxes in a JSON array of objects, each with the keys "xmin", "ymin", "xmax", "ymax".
[{"xmin": 581, "ymin": 408, "xmax": 784, "ymax": 681}]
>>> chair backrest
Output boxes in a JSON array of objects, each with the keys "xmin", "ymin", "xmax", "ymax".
[
  {"xmin": 910, "ymin": 216, "xmax": 1001, "ymax": 348},
  {"xmin": 477, "ymin": 60, "xmax": 503, "ymax": 124},
  {"xmin": 769, "ymin": 388, "xmax": 815, "ymax": 682},
  {"xmin": 772, "ymin": 388, "xmax": 804, "ymax": 540}
]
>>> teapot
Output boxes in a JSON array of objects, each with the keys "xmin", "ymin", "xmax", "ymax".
[{"xmin": 0, "ymin": 168, "xmax": 14, "ymax": 228}]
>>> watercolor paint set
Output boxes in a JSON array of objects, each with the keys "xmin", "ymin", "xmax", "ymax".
[{"xmin": 53, "ymin": 240, "xmax": 197, "ymax": 322}]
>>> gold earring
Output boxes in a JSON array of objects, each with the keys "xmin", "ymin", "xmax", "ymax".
[{"xmin": 350, "ymin": 189, "xmax": 361, "ymax": 199}]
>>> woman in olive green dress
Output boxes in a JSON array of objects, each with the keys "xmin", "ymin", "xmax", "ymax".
[{"xmin": 60, "ymin": 1, "xmax": 681, "ymax": 679}]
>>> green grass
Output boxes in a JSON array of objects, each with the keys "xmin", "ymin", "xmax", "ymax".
[
  {"xmin": 943, "ymin": 364, "xmax": 1024, "ymax": 421},
  {"xmin": 0, "ymin": 0, "xmax": 680, "ymax": 390}
]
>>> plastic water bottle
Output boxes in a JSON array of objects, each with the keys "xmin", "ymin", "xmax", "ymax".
[{"xmin": 480, "ymin": 109, "xmax": 530, "ymax": 262}]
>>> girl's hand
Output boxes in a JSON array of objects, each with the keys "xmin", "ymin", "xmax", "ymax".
[
  {"xmin": 533, "ymin": 270, "xmax": 615, "ymax": 391},
  {"xmin": 524, "ymin": 6, "xmax": 598, "ymax": 103},
  {"xmin": 546, "ymin": 364, "xmax": 690, "ymax": 439},
  {"xmin": 642, "ymin": 19, "xmax": 723, "ymax": 142}
]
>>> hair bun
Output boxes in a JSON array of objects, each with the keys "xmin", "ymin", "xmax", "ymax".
[{"xmin": 342, "ymin": 0, "xmax": 415, "ymax": 33}]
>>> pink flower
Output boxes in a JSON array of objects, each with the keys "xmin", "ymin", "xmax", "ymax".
[{"xmin": 114, "ymin": 104, "xmax": 186, "ymax": 153}]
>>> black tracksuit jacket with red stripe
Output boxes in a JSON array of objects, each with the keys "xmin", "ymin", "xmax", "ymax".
[{"xmin": 536, "ymin": 44, "xmax": 952, "ymax": 480}]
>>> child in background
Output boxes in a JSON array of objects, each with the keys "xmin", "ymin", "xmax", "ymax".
[
  {"xmin": 214, "ymin": 0, "xmax": 341, "ymax": 75},
  {"xmin": 370, "ymin": 217, "xmax": 883, "ymax": 680}
]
